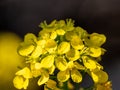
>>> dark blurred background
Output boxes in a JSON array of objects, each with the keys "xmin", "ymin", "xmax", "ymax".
[{"xmin": 0, "ymin": 0, "xmax": 120, "ymax": 90}]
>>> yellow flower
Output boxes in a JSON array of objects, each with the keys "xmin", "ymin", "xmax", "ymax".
[
  {"xmin": 89, "ymin": 47, "xmax": 102, "ymax": 57},
  {"xmin": 82, "ymin": 56, "xmax": 97, "ymax": 70},
  {"xmin": 13, "ymin": 67, "xmax": 32, "ymax": 89},
  {"xmin": 95, "ymin": 81, "xmax": 112, "ymax": 90},
  {"xmin": 13, "ymin": 19, "xmax": 111, "ymax": 90},
  {"xmin": 50, "ymin": 31, "xmax": 57, "ymax": 39},
  {"xmin": 67, "ymin": 80, "xmax": 74, "ymax": 90},
  {"xmin": 74, "ymin": 62, "xmax": 85, "ymax": 70},
  {"xmin": 31, "ymin": 45, "xmax": 43, "ymax": 58},
  {"xmin": 57, "ymin": 61, "xmax": 82, "ymax": 83},
  {"xmin": 18, "ymin": 44, "xmax": 35, "ymax": 56},
  {"xmin": 57, "ymin": 69, "xmax": 70, "ymax": 82},
  {"xmin": 40, "ymin": 55, "xmax": 55, "ymax": 68},
  {"xmin": 15, "ymin": 67, "xmax": 32, "ymax": 78},
  {"xmin": 18, "ymin": 33, "xmax": 46, "ymax": 58},
  {"xmin": 55, "ymin": 56, "xmax": 68, "ymax": 71},
  {"xmin": 85, "ymin": 33, "xmax": 106, "ymax": 47},
  {"xmin": 57, "ymin": 42, "xmax": 70, "ymax": 54},
  {"xmin": 45, "ymin": 39, "xmax": 57, "ymax": 53},
  {"xmin": 71, "ymin": 68, "xmax": 82, "ymax": 83},
  {"xmin": 38, "ymin": 70, "xmax": 49, "ymax": 86},
  {"xmin": 13, "ymin": 76, "xmax": 29, "ymax": 89},
  {"xmin": 48, "ymin": 65, "xmax": 55, "ymax": 74},
  {"xmin": 56, "ymin": 29, "xmax": 65, "ymax": 35},
  {"xmin": 31, "ymin": 63, "xmax": 42, "ymax": 77},
  {"xmin": 39, "ymin": 29, "xmax": 51, "ymax": 39},
  {"xmin": 45, "ymin": 79, "xmax": 57, "ymax": 89},
  {"xmin": 65, "ymin": 31, "xmax": 76, "ymax": 41},
  {"xmin": 71, "ymin": 36, "xmax": 84, "ymax": 50},
  {"xmin": 66, "ymin": 49, "xmax": 80, "ymax": 61},
  {"xmin": 91, "ymin": 70, "xmax": 108, "ymax": 83},
  {"xmin": 24, "ymin": 33, "xmax": 37, "ymax": 44}
]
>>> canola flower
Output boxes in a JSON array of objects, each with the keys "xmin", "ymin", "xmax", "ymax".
[{"xmin": 13, "ymin": 19, "xmax": 112, "ymax": 90}]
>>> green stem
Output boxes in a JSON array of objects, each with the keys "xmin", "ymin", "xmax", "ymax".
[{"xmin": 63, "ymin": 81, "xmax": 69, "ymax": 90}]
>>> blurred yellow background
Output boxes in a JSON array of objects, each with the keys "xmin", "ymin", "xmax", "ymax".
[{"xmin": 0, "ymin": 32, "xmax": 39, "ymax": 90}]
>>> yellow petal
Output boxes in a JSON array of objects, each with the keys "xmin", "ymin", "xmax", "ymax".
[
  {"xmin": 67, "ymin": 61, "xmax": 74, "ymax": 69},
  {"xmin": 45, "ymin": 39, "xmax": 57, "ymax": 53},
  {"xmin": 46, "ymin": 79, "xmax": 57, "ymax": 89},
  {"xmin": 23, "ymin": 79, "xmax": 29, "ymax": 89},
  {"xmin": 55, "ymin": 57, "xmax": 68, "ymax": 71},
  {"xmin": 56, "ymin": 29, "xmax": 65, "ymax": 35},
  {"xmin": 39, "ymin": 29, "xmax": 50, "ymax": 39},
  {"xmin": 67, "ymin": 80, "xmax": 74, "ymax": 90},
  {"xmin": 30, "ymin": 63, "xmax": 41, "ymax": 77},
  {"xmin": 82, "ymin": 56, "xmax": 96, "ymax": 70},
  {"xmin": 89, "ymin": 47, "xmax": 101, "ymax": 57},
  {"xmin": 24, "ymin": 33, "xmax": 37, "ymax": 44},
  {"xmin": 50, "ymin": 31, "xmax": 57, "ymax": 39},
  {"xmin": 18, "ymin": 44, "xmax": 35, "ymax": 56},
  {"xmin": 57, "ymin": 70, "xmax": 70, "ymax": 82},
  {"xmin": 90, "ymin": 33, "xmax": 106, "ymax": 47},
  {"xmin": 38, "ymin": 71, "xmax": 49, "ymax": 86},
  {"xmin": 45, "ymin": 39, "xmax": 57, "ymax": 48},
  {"xmin": 74, "ymin": 62, "xmax": 85, "ymax": 70},
  {"xmin": 66, "ymin": 49, "xmax": 80, "ymax": 61},
  {"xmin": 96, "ymin": 84, "xmax": 105, "ymax": 90},
  {"xmin": 16, "ymin": 67, "xmax": 32, "ymax": 78},
  {"xmin": 65, "ymin": 31, "xmax": 76, "ymax": 41},
  {"xmin": 71, "ymin": 69, "xmax": 82, "ymax": 83},
  {"xmin": 37, "ymin": 39, "xmax": 46, "ymax": 48},
  {"xmin": 91, "ymin": 70, "xmax": 108, "ymax": 83},
  {"xmin": 31, "ymin": 45, "xmax": 42, "ymax": 58},
  {"xmin": 57, "ymin": 42, "xmax": 70, "ymax": 54},
  {"xmin": 35, "ymin": 62, "xmax": 42, "ymax": 69},
  {"xmin": 13, "ymin": 76, "xmax": 24, "ymax": 89},
  {"xmin": 41, "ymin": 55, "xmax": 55, "ymax": 68},
  {"xmin": 71, "ymin": 36, "xmax": 84, "ymax": 50},
  {"xmin": 48, "ymin": 65, "xmax": 55, "ymax": 74}
]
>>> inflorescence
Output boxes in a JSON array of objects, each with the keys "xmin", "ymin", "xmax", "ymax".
[{"xmin": 13, "ymin": 19, "xmax": 112, "ymax": 90}]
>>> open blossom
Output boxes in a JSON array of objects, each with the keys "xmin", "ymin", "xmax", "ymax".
[{"xmin": 13, "ymin": 19, "xmax": 112, "ymax": 90}]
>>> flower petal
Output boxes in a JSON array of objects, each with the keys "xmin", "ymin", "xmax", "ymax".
[
  {"xmin": 18, "ymin": 44, "xmax": 35, "ymax": 56},
  {"xmin": 57, "ymin": 70, "xmax": 70, "ymax": 82},
  {"xmin": 46, "ymin": 79, "xmax": 57, "ymax": 89},
  {"xmin": 41, "ymin": 55, "xmax": 55, "ymax": 68},
  {"xmin": 23, "ymin": 79, "xmax": 29, "ymax": 89},
  {"xmin": 38, "ymin": 71, "xmax": 49, "ymax": 86},
  {"xmin": 13, "ymin": 76, "xmax": 24, "ymax": 89},
  {"xmin": 48, "ymin": 65, "xmax": 55, "ymax": 74},
  {"xmin": 82, "ymin": 56, "xmax": 96, "ymax": 70},
  {"xmin": 71, "ymin": 36, "xmax": 84, "ymax": 50},
  {"xmin": 57, "ymin": 42, "xmax": 70, "ymax": 54},
  {"xmin": 90, "ymin": 33, "xmax": 106, "ymax": 47},
  {"xmin": 71, "ymin": 69, "xmax": 82, "ymax": 83},
  {"xmin": 66, "ymin": 49, "xmax": 80, "ymax": 61},
  {"xmin": 24, "ymin": 33, "xmax": 37, "ymax": 44},
  {"xmin": 16, "ymin": 67, "xmax": 32, "ymax": 78},
  {"xmin": 31, "ymin": 45, "xmax": 42, "ymax": 58},
  {"xmin": 91, "ymin": 70, "xmax": 108, "ymax": 83},
  {"xmin": 55, "ymin": 57, "xmax": 68, "ymax": 71},
  {"xmin": 89, "ymin": 47, "xmax": 102, "ymax": 57}
]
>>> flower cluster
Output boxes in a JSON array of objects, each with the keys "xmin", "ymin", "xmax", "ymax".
[{"xmin": 13, "ymin": 19, "xmax": 112, "ymax": 90}]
